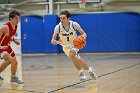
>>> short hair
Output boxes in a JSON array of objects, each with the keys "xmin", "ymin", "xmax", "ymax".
[
  {"xmin": 9, "ymin": 10, "xmax": 20, "ymax": 21},
  {"xmin": 60, "ymin": 10, "xmax": 70, "ymax": 18}
]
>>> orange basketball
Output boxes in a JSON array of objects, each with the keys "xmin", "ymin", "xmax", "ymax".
[{"xmin": 73, "ymin": 36, "xmax": 86, "ymax": 49}]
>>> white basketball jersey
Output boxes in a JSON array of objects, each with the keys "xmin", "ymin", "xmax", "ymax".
[{"xmin": 59, "ymin": 21, "xmax": 77, "ymax": 47}]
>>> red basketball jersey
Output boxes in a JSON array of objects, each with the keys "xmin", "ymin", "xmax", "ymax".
[{"xmin": 0, "ymin": 22, "xmax": 17, "ymax": 46}]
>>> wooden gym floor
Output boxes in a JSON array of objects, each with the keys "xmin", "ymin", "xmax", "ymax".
[{"xmin": 0, "ymin": 53, "xmax": 140, "ymax": 93}]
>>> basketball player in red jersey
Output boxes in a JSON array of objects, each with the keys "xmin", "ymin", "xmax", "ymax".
[{"xmin": 0, "ymin": 10, "xmax": 24, "ymax": 84}]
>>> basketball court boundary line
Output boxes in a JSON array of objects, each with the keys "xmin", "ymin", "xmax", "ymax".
[{"xmin": 48, "ymin": 62, "xmax": 140, "ymax": 93}]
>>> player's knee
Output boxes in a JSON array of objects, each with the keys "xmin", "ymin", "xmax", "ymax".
[
  {"xmin": 8, "ymin": 57, "xmax": 13, "ymax": 64},
  {"xmin": 3, "ymin": 54, "xmax": 13, "ymax": 63},
  {"xmin": 76, "ymin": 54, "xmax": 81, "ymax": 59},
  {"xmin": 69, "ymin": 52, "xmax": 75, "ymax": 59}
]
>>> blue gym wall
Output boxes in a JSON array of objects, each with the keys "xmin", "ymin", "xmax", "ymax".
[
  {"xmin": 21, "ymin": 12, "xmax": 140, "ymax": 53},
  {"xmin": 21, "ymin": 16, "xmax": 45, "ymax": 53}
]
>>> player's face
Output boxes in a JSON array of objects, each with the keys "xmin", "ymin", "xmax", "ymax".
[
  {"xmin": 11, "ymin": 15, "xmax": 20, "ymax": 25},
  {"xmin": 60, "ymin": 14, "xmax": 69, "ymax": 25}
]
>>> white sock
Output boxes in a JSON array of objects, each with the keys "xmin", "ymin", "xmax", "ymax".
[
  {"xmin": 88, "ymin": 67, "xmax": 92, "ymax": 72},
  {"xmin": 79, "ymin": 70, "xmax": 83, "ymax": 74},
  {"xmin": 11, "ymin": 75, "xmax": 16, "ymax": 77}
]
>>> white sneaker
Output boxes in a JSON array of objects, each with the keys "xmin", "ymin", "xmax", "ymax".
[
  {"xmin": 79, "ymin": 72, "xmax": 87, "ymax": 81},
  {"xmin": 10, "ymin": 76, "xmax": 24, "ymax": 84},
  {"xmin": 0, "ymin": 76, "xmax": 4, "ymax": 81},
  {"xmin": 89, "ymin": 67, "xmax": 97, "ymax": 80}
]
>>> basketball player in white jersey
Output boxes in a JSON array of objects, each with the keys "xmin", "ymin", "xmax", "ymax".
[{"xmin": 51, "ymin": 10, "xmax": 97, "ymax": 81}]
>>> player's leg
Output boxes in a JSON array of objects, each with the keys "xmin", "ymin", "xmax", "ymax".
[
  {"xmin": 77, "ymin": 54, "xmax": 97, "ymax": 80},
  {"xmin": 0, "ymin": 51, "xmax": 13, "ymax": 80},
  {"xmin": 63, "ymin": 47, "xmax": 87, "ymax": 81},
  {"xmin": 8, "ymin": 48, "xmax": 24, "ymax": 84},
  {"xmin": 69, "ymin": 46, "xmax": 97, "ymax": 80},
  {"xmin": 10, "ymin": 56, "xmax": 17, "ymax": 76},
  {"xmin": 63, "ymin": 47, "xmax": 82, "ymax": 70},
  {"xmin": 69, "ymin": 50, "xmax": 81, "ymax": 70},
  {"xmin": 10, "ymin": 57, "xmax": 24, "ymax": 84},
  {"xmin": 77, "ymin": 56, "xmax": 89, "ymax": 70}
]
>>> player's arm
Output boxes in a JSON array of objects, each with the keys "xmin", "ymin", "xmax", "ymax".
[
  {"xmin": 0, "ymin": 26, "xmax": 3, "ymax": 49},
  {"xmin": 51, "ymin": 33, "xmax": 61, "ymax": 45},
  {"xmin": 0, "ymin": 25, "xmax": 9, "ymax": 49},
  {"xmin": 0, "ymin": 25, "xmax": 9, "ymax": 36},
  {"xmin": 51, "ymin": 25, "xmax": 62, "ymax": 45},
  {"xmin": 0, "ymin": 25, "xmax": 7, "ymax": 36},
  {"xmin": 13, "ymin": 38, "xmax": 20, "ymax": 45},
  {"xmin": 77, "ymin": 28, "xmax": 87, "ymax": 39},
  {"xmin": 74, "ymin": 22, "xmax": 87, "ymax": 39}
]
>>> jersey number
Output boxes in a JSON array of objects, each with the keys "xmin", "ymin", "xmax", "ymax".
[{"xmin": 67, "ymin": 37, "xmax": 70, "ymax": 41}]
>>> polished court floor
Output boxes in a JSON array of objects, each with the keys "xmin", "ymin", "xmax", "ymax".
[{"xmin": 0, "ymin": 53, "xmax": 140, "ymax": 93}]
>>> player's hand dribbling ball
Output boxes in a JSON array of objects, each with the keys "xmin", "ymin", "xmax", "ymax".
[{"xmin": 73, "ymin": 36, "xmax": 86, "ymax": 49}]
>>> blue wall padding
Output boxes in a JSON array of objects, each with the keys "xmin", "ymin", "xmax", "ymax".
[
  {"xmin": 21, "ymin": 12, "xmax": 140, "ymax": 53},
  {"xmin": 21, "ymin": 16, "xmax": 45, "ymax": 53},
  {"xmin": 70, "ymin": 13, "xmax": 140, "ymax": 52},
  {"xmin": 43, "ymin": 15, "xmax": 59, "ymax": 53}
]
